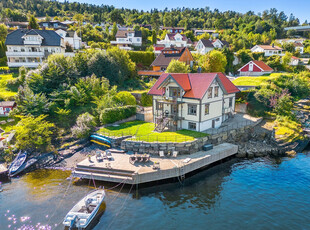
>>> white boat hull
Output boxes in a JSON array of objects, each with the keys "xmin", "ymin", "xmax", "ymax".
[{"xmin": 63, "ymin": 189, "xmax": 105, "ymax": 229}]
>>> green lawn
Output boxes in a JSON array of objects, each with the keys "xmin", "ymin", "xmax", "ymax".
[
  {"xmin": 0, "ymin": 73, "xmax": 18, "ymax": 100},
  {"xmin": 232, "ymin": 73, "xmax": 290, "ymax": 86},
  {"xmin": 232, "ymin": 76, "xmax": 274, "ymax": 86},
  {"xmin": 98, "ymin": 120, "xmax": 207, "ymax": 143}
]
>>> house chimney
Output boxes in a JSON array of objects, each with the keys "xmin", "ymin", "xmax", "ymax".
[{"xmin": 272, "ymin": 43, "xmax": 275, "ymax": 48}]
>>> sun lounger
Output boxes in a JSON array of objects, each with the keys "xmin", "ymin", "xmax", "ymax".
[
  {"xmin": 172, "ymin": 151, "xmax": 178, "ymax": 158},
  {"xmin": 159, "ymin": 151, "xmax": 165, "ymax": 158}
]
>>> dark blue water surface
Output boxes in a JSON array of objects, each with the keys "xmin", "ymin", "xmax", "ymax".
[{"xmin": 1, "ymin": 154, "xmax": 310, "ymax": 230}]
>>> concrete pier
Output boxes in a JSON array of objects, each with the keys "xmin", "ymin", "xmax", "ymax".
[{"xmin": 72, "ymin": 143, "xmax": 238, "ymax": 185}]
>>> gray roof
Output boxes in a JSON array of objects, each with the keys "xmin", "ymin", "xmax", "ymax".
[{"xmin": 5, "ymin": 29, "xmax": 63, "ymax": 47}]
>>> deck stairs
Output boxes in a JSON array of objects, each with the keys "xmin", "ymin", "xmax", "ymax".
[
  {"xmin": 72, "ymin": 164, "xmax": 136, "ymax": 184},
  {"xmin": 154, "ymin": 117, "xmax": 170, "ymax": 132}
]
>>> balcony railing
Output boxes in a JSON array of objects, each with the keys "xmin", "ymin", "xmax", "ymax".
[
  {"xmin": 6, "ymin": 51, "xmax": 44, "ymax": 57},
  {"xmin": 7, "ymin": 62, "xmax": 41, "ymax": 68}
]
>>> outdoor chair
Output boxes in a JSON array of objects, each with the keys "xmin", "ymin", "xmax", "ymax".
[
  {"xmin": 172, "ymin": 151, "xmax": 179, "ymax": 158},
  {"xmin": 129, "ymin": 156, "xmax": 136, "ymax": 164},
  {"xmin": 152, "ymin": 161, "xmax": 160, "ymax": 170},
  {"xmin": 166, "ymin": 151, "xmax": 171, "ymax": 157},
  {"xmin": 159, "ymin": 151, "xmax": 165, "ymax": 158}
]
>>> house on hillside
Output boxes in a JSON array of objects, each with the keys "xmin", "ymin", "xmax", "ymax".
[
  {"xmin": 251, "ymin": 45, "xmax": 284, "ymax": 57},
  {"xmin": 157, "ymin": 33, "xmax": 192, "ymax": 48},
  {"xmin": 161, "ymin": 27, "xmax": 185, "ymax": 33},
  {"xmin": 238, "ymin": 60, "xmax": 274, "ymax": 76},
  {"xmin": 39, "ymin": 20, "xmax": 76, "ymax": 30},
  {"xmin": 289, "ymin": 56, "xmax": 300, "ymax": 66},
  {"xmin": 55, "ymin": 29, "xmax": 82, "ymax": 50},
  {"xmin": 194, "ymin": 29, "xmax": 218, "ymax": 37},
  {"xmin": 0, "ymin": 101, "xmax": 16, "ymax": 117},
  {"xmin": 148, "ymin": 73, "xmax": 239, "ymax": 132},
  {"xmin": 5, "ymin": 29, "xmax": 65, "ymax": 68},
  {"xmin": 293, "ymin": 42, "xmax": 304, "ymax": 54},
  {"xmin": 195, "ymin": 38, "xmax": 229, "ymax": 54},
  {"xmin": 110, "ymin": 30, "xmax": 142, "ymax": 50},
  {"xmin": 151, "ymin": 47, "xmax": 193, "ymax": 71}
]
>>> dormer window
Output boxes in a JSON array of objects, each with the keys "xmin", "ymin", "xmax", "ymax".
[{"xmin": 169, "ymin": 87, "xmax": 181, "ymax": 97}]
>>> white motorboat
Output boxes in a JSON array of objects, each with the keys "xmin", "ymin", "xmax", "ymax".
[
  {"xmin": 63, "ymin": 189, "xmax": 105, "ymax": 229},
  {"xmin": 9, "ymin": 151, "xmax": 27, "ymax": 177}
]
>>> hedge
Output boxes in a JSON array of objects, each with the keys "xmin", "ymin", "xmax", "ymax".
[
  {"xmin": 128, "ymin": 51, "xmax": 155, "ymax": 67},
  {"xmin": 100, "ymin": 105, "xmax": 137, "ymax": 125},
  {"xmin": 140, "ymin": 92, "xmax": 153, "ymax": 106}
]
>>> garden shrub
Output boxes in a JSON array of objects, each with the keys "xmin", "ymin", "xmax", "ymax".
[
  {"xmin": 128, "ymin": 51, "xmax": 155, "ymax": 67},
  {"xmin": 140, "ymin": 92, "xmax": 153, "ymax": 106},
  {"xmin": 99, "ymin": 105, "xmax": 137, "ymax": 124},
  {"xmin": 71, "ymin": 112, "xmax": 96, "ymax": 138}
]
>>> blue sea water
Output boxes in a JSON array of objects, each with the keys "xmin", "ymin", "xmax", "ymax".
[{"xmin": 1, "ymin": 154, "xmax": 310, "ymax": 230}]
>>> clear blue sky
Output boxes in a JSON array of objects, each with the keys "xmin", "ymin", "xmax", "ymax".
[{"xmin": 67, "ymin": 0, "xmax": 310, "ymax": 23}]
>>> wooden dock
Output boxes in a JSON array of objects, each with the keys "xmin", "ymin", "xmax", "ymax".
[{"xmin": 72, "ymin": 143, "xmax": 238, "ymax": 185}]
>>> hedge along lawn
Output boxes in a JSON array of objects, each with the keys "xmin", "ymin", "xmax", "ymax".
[
  {"xmin": 98, "ymin": 120, "xmax": 207, "ymax": 142},
  {"xmin": 0, "ymin": 73, "xmax": 18, "ymax": 100}
]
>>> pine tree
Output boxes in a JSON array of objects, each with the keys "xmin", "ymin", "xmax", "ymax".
[{"xmin": 29, "ymin": 15, "xmax": 39, "ymax": 29}]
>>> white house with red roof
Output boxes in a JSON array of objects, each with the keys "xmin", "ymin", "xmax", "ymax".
[
  {"xmin": 148, "ymin": 73, "xmax": 239, "ymax": 132},
  {"xmin": 157, "ymin": 33, "xmax": 192, "ymax": 48},
  {"xmin": 238, "ymin": 60, "xmax": 274, "ymax": 76},
  {"xmin": 251, "ymin": 45, "xmax": 284, "ymax": 57},
  {"xmin": 289, "ymin": 56, "xmax": 300, "ymax": 66}
]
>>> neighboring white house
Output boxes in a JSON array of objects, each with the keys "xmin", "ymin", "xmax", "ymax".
[
  {"xmin": 110, "ymin": 30, "xmax": 142, "ymax": 50},
  {"xmin": 293, "ymin": 42, "xmax": 304, "ymax": 54},
  {"xmin": 5, "ymin": 29, "xmax": 65, "ymax": 68},
  {"xmin": 194, "ymin": 29, "xmax": 218, "ymax": 37},
  {"xmin": 289, "ymin": 56, "xmax": 300, "ymax": 66},
  {"xmin": 195, "ymin": 39, "xmax": 230, "ymax": 54},
  {"xmin": 55, "ymin": 29, "xmax": 82, "ymax": 50},
  {"xmin": 148, "ymin": 73, "xmax": 240, "ymax": 132},
  {"xmin": 251, "ymin": 45, "xmax": 284, "ymax": 57},
  {"xmin": 157, "ymin": 33, "xmax": 192, "ymax": 48}
]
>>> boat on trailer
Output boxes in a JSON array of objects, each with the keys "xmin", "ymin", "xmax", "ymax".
[
  {"xmin": 8, "ymin": 151, "xmax": 27, "ymax": 177},
  {"xmin": 63, "ymin": 189, "xmax": 105, "ymax": 229}
]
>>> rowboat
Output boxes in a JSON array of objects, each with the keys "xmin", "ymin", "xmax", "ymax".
[
  {"xmin": 8, "ymin": 151, "xmax": 27, "ymax": 177},
  {"xmin": 63, "ymin": 189, "xmax": 105, "ymax": 229}
]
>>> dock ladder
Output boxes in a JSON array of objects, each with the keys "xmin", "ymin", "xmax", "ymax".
[{"xmin": 179, "ymin": 164, "xmax": 185, "ymax": 180}]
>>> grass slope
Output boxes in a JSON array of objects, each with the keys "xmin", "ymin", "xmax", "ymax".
[{"xmin": 0, "ymin": 73, "xmax": 18, "ymax": 100}]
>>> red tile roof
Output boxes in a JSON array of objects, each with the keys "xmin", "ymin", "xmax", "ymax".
[
  {"xmin": 252, "ymin": 60, "xmax": 274, "ymax": 71},
  {"xmin": 256, "ymin": 45, "xmax": 283, "ymax": 51},
  {"xmin": 148, "ymin": 73, "xmax": 239, "ymax": 99},
  {"xmin": 216, "ymin": 72, "xmax": 240, "ymax": 94}
]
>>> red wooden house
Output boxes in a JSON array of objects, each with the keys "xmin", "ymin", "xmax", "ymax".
[
  {"xmin": 238, "ymin": 60, "xmax": 274, "ymax": 76},
  {"xmin": 0, "ymin": 101, "xmax": 16, "ymax": 116}
]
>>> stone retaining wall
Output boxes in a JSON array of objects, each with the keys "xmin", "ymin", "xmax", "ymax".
[{"xmin": 119, "ymin": 124, "xmax": 257, "ymax": 155}]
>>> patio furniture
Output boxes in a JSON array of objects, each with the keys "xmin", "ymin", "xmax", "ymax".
[
  {"xmin": 159, "ymin": 151, "xmax": 165, "ymax": 158},
  {"xmin": 152, "ymin": 161, "xmax": 160, "ymax": 170},
  {"xmin": 166, "ymin": 150, "xmax": 171, "ymax": 157},
  {"xmin": 143, "ymin": 154, "xmax": 150, "ymax": 162},
  {"xmin": 129, "ymin": 155, "xmax": 136, "ymax": 164},
  {"xmin": 172, "ymin": 151, "xmax": 178, "ymax": 158},
  {"xmin": 96, "ymin": 151, "xmax": 103, "ymax": 162}
]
